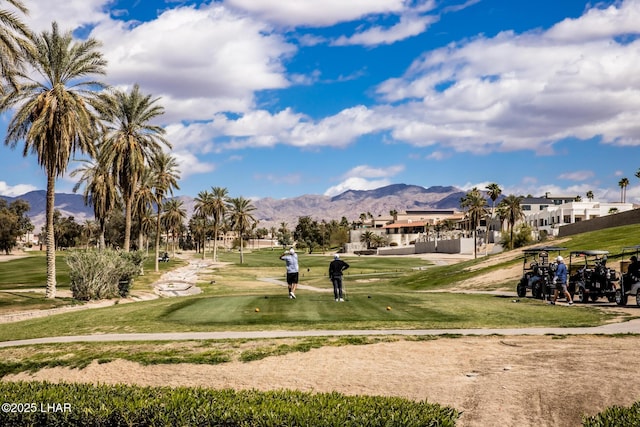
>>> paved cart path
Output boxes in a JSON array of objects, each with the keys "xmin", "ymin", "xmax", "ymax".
[{"xmin": 2, "ymin": 312, "xmax": 640, "ymax": 348}]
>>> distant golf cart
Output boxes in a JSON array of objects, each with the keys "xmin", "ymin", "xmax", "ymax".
[
  {"xmin": 516, "ymin": 246, "xmax": 566, "ymax": 299},
  {"xmin": 568, "ymin": 250, "xmax": 618, "ymax": 303},
  {"xmin": 615, "ymin": 245, "xmax": 640, "ymax": 306}
]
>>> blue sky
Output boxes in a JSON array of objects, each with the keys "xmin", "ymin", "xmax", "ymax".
[{"xmin": 1, "ymin": 0, "xmax": 640, "ymax": 204}]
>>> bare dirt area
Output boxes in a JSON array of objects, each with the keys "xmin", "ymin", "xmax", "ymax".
[{"xmin": 6, "ymin": 334, "xmax": 640, "ymax": 426}]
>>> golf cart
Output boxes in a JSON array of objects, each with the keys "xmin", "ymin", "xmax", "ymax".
[
  {"xmin": 516, "ymin": 246, "xmax": 566, "ymax": 299},
  {"xmin": 568, "ymin": 250, "xmax": 618, "ymax": 303},
  {"xmin": 615, "ymin": 245, "xmax": 640, "ymax": 306}
]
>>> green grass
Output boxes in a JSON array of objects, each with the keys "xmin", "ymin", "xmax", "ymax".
[
  {"xmin": 1, "ymin": 225, "xmax": 640, "ymax": 343},
  {"xmin": 0, "ymin": 252, "xmax": 70, "ymax": 289}
]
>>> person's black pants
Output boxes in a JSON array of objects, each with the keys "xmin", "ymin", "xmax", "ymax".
[{"xmin": 332, "ymin": 277, "xmax": 343, "ymax": 299}]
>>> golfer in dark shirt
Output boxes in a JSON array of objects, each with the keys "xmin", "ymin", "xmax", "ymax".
[{"xmin": 328, "ymin": 254, "xmax": 349, "ymax": 302}]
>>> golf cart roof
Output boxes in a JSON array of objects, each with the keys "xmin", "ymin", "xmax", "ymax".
[
  {"xmin": 570, "ymin": 250, "xmax": 610, "ymax": 256},
  {"xmin": 522, "ymin": 246, "xmax": 567, "ymax": 254},
  {"xmin": 621, "ymin": 245, "xmax": 640, "ymax": 251}
]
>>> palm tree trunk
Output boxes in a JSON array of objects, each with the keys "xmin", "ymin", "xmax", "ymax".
[
  {"xmin": 123, "ymin": 196, "xmax": 133, "ymax": 252},
  {"xmin": 213, "ymin": 226, "xmax": 219, "ymax": 262},
  {"xmin": 45, "ymin": 170, "xmax": 57, "ymax": 299},
  {"xmin": 154, "ymin": 209, "xmax": 161, "ymax": 272}
]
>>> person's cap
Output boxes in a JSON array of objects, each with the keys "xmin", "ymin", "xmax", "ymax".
[
  {"xmin": 334, "ymin": 254, "xmax": 340, "ymax": 259},
  {"xmin": 289, "ymin": 248, "xmax": 295, "ymax": 254},
  {"xmin": 556, "ymin": 256, "xmax": 563, "ymax": 262}
]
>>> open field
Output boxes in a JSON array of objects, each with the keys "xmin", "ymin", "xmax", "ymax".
[{"xmin": 3, "ymin": 224, "xmax": 640, "ymax": 426}]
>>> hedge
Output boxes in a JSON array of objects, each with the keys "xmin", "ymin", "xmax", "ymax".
[{"xmin": 0, "ymin": 381, "xmax": 459, "ymax": 426}]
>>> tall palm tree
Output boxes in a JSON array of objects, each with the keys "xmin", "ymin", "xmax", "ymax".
[
  {"xmin": 137, "ymin": 204, "xmax": 154, "ymax": 255},
  {"xmin": 0, "ymin": 0, "xmax": 31, "ymax": 95},
  {"xmin": 460, "ymin": 187, "xmax": 488, "ymax": 259},
  {"xmin": 133, "ymin": 168, "xmax": 156, "ymax": 251},
  {"xmin": 71, "ymin": 155, "xmax": 120, "ymax": 250},
  {"xmin": 227, "ymin": 196, "xmax": 256, "ymax": 264},
  {"xmin": 193, "ymin": 190, "xmax": 214, "ymax": 259},
  {"xmin": 162, "ymin": 199, "xmax": 186, "ymax": 256},
  {"xmin": 586, "ymin": 190, "xmax": 594, "ymax": 201},
  {"xmin": 619, "ymin": 177, "xmax": 629, "ymax": 203},
  {"xmin": 497, "ymin": 194, "xmax": 524, "ymax": 250},
  {"xmin": 2, "ymin": 22, "xmax": 106, "ymax": 298},
  {"xmin": 485, "ymin": 183, "xmax": 501, "ymax": 255},
  {"xmin": 150, "ymin": 153, "xmax": 180, "ymax": 271},
  {"xmin": 99, "ymin": 83, "xmax": 170, "ymax": 252},
  {"xmin": 211, "ymin": 187, "xmax": 229, "ymax": 262}
]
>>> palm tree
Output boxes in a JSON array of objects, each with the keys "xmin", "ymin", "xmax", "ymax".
[
  {"xmin": 99, "ymin": 83, "xmax": 170, "ymax": 252},
  {"xmin": 0, "ymin": 0, "xmax": 31, "ymax": 95},
  {"xmin": 586, "ymin": 190, "xmax": 594, "ymax": 201},
  {"xmin": 360, "ymin": 230, "xmax": 375, "ymax": 249},
  {"xmin": 133, "ymin": 168, "xmax": 156, "ymax": 251},
  {"xmin": 389, "ymin": 209, "xmax": 398, "ymax": 222},
  {"xmin": 194, "ymin": 190, "xmax": 214, "ymax": 259},
  {"xmin": 150, "ymin": 153, "xmax": 180, "ymax": 271},
  {"xmin": 460, "ymin": 187, "xmax": 488, "ymax": 259},
  {"xmin": 71, "ymin": 156, "xmax": 120, "ymax": 250},
  {"xmin": 485, "ymin": 183, "xmax": 501, "ymax": 255},
  {"xmin": 227, "ymin": 197, "xmax": 256, "ymax": 264},
  {"xmin": 2, "ymin": 22, "xmax": 106, "ymax": 298},
  {"xmin": 211, "ymin": 187, "xmax": 229, "ymax": 262},
  {"xmin": 162, "ymin": 199, "xmax": 186, "ymax": 256},
  {"xmin": 269, "ymin": 226, "xmax": 277, "ymax": 249},
  {"xmin": 497, "ymin": 194, "xmax": 524, "ymax": 250},
  {"xmin": 619, "ymin": 177, "xmax": 629, "ymax": 203}
]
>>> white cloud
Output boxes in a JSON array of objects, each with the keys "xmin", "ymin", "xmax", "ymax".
[
  {"xmin": 333, "ymin": 14, "xmax": 438, "ymax": 46},
  {"xmin": 24, "ymin": 0, "xmax": 109, "ymax": 33},
  {"xmin": 224, "ymin": 0, "xmax": 406, "ymax": 27},
  {"xmin": 374, "ymin": 0, "xmax": 640, "ymax": 153},
  {"xmin": 558, "ymin": 170, "xmax": 595, "ymax": 181},
  {"xmin": 0, "ymin": 181, "xmax": 38, "ymax": 197},
  {"xmin": 90, "ymin": 4, "xmax": 295, "ymax": 121},
  {"xmin": 324, "ymin": 177, "xmax": 393, "ymax": 197},
  {"xmin": 324, "ymin": 164, "xmax": 405, "ymax": 196}
]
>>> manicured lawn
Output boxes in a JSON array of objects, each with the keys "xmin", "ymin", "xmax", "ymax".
[
  {"xmin": 0, "ymin": 289, "xmax": 615, "ymax": 342},
  {"xmin": 0, "ymin": 252, "xmax": 70, "ymax": 289}
]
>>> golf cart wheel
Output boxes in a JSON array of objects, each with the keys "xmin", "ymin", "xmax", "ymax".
[
  {"xmin": 607, "ymin": 294, "xmax": 616, "ymax": 303},
  {"xmin": 577, "ymin": 288, "xmax": 589, "ymax": 303},
  {"xmin": 616, "ymin": 289, "xmax": 628, "ymax": 306},
  {"xmin": 532, "ymin": 283, "xmax": 542, "ymax": 299},
  {"xmin": 636, "ymin": 292, "xmax": 640, "ymax": 307},
  {"xmin": 590, "ymin": 294, "xmax": 599, "ymax": 302},
  {"xmin": 516, "ymin": 285, "xmax": 526, "ymax": 298}
]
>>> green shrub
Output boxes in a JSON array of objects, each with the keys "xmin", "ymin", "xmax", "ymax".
[
  {"xmin": 66, "ymin": 250, "xmax": 145, "ymax": 300},
  {"xmin": 0, "ymin": 381, "xmax": 459, "ymax": 427},
  {"xmin": 583, "ymin": 401, "xmax": 640, "ymax": 426}
]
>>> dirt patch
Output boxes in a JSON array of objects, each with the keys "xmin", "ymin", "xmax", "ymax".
[{"xmin": 5, "ymin": 335, "xmax": 640, "ymax": 427}]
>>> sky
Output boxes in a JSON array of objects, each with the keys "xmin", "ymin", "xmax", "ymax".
[{"xmin": 1, "ymin": 0, "xmax": 640, "ymax": 205}]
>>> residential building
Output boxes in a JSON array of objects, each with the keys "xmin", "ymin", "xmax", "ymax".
[{"xmin": 523, "ymin": 199, "xmax": 634, "ymax": 238}]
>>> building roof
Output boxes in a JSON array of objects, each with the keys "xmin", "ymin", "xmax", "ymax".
[{"xmin": 382, "ymin": 221, "xmax": 428, "ymax": 229}]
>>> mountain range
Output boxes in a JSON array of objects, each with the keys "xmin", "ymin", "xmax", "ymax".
[{"xmin": 1, "ymin": 184, "xmax": 466, "ymax": 231}]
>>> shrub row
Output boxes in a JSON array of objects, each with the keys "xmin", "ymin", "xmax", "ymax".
[{"xmin": 0, "ymin": 381, "xmax": 459, "ymax": 426}]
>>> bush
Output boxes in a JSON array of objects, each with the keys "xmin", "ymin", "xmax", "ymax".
[
  {"xmin": 0, "ymin": 381, "xmax": 459, "ymax": 427},
  {"xmin": 584, "ymin": 401, "xmax": 640, "ymax": 426},
  {"xmin": 66, "ymin": 250, "xmax": 145, "ymax": 300}
]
